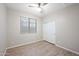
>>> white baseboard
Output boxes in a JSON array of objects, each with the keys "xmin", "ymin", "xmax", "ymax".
[
  {"xmin": 6, "ymin": 40, "xmax": 79, "ymax": 55},
  {"xmin": 56, "ymin": 44, "xmax": 79, "ymax": 55},
  {"xmin": 44, "ymin": 39, "xmax": 79, "ymax": 55},
  {"xmin": 0, "ymin": 49, "xmax": 7, "ymax": 56},
  {"xmin": 3, "ymin": 49, "xmax": 7, "ymax": 56},
  {"xmin": 7, "ymin": 40, "xmax": 43, "ymax": 49}
]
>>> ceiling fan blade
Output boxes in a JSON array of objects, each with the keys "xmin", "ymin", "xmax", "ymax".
[
  {"xmin": 28, "ymin": 5, "xmax": 34, "ymax": 7},
  {"xmin": 41, "ymin": 3, "xmax": 48, "ymax": 6},
  {"xmin": 27, "ymin": 3, "xmax": 38, "ymax": 7}
]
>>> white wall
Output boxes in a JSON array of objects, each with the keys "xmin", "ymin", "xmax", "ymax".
[
  {"xmin": 0, "ymin": 4, "xmax": 7, "ymax": 55},
  {"xmin": 7, "ymin": 9, "xmax": 43, "ymax": 48},
  {"xmin": 43, "ymin": 4, "xmax": 79, "ymax": 54}
]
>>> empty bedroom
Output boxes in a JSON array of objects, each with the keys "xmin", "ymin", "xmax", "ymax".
[{"xmin": 0, "ymin": 3, "xmax": 79, "ymax": 56}]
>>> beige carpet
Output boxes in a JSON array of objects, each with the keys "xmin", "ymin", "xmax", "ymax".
[{"xmin": 5, "ymin": 40, "xmax": 78, "ymax": 56}]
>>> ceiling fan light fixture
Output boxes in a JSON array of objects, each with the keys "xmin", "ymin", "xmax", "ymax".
[{"xmin": 37, "ymin": 7, "xmax": 42, "ymax": 12}]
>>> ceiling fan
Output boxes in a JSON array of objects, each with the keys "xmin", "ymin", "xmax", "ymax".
[
  {"xmin": 28, "ymin": 3, "xmax": 48, "ymax": 7},
  {"xmin": 27, "ymin": 3, "xmax": 48, "ymax": 13}
]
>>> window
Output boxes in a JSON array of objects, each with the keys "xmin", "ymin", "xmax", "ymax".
[{"xmin": 20, "ymin": 16, "xmax": 37, "ymax": 33}]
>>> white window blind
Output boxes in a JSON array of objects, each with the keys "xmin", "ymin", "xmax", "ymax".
[{"xmin": 20, "ymin": 16, "xmax": 37, "ymax": 33}]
